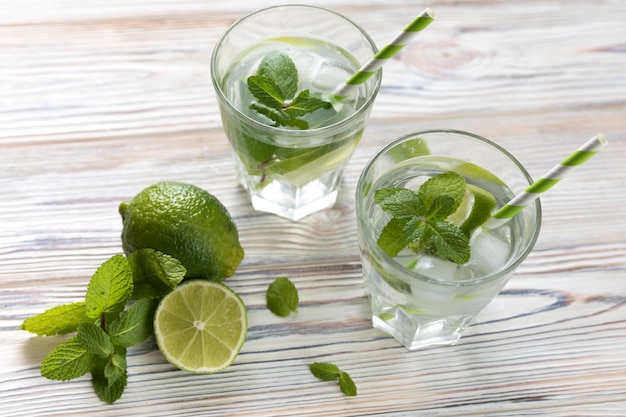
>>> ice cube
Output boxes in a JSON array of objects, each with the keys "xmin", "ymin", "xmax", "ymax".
[
  {"xmin": 409, "ymin": 255, "xmax": 460, "ymax": 303},
  {"xmin": 291, "ymin": 50, "xmax": 316, "ymax": 77},
  {"xmin": 467, "ymin": 230, "xmax": 511, "ymax": 274},
  {"xmin": 410, "ymin": 254, "xmax": 459, "ymax": 281},
  {"xmin": 311, "ymin": 62, "xmax": 352, "ymax": 91}
]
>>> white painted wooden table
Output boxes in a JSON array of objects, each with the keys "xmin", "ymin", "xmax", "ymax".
[{"xmin": 2, "ymin": 1, "xmax": 626, "ymax": 415}]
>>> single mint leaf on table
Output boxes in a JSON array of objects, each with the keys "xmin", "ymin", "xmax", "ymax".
[
  {"xmin": 375, "ymin": 171, "xmax": 471, "ymax": 264},
  {"xmin": 85, "ymin": 254, "xmax": 133, "ymax": 319},
  {"xmin": 266, "ymin": 277, "xmax": 299, "ymax": 317},
  {"xmin": 338, "ymin": 372, "xmax": 357, "ymax": 397},
  {"xmin": 77, "ymin": 322, "xmax": 115, "ymax": 358},
  {"xmin": 20, "ymin": 301, "xmax": 89, "ymax": 336},
  {"xmin": 40, "ymin": 336, "xmax": 95, "ymax": 381},
  {"xmin": 108, "ymin": 298, "xmax": 159, "ymax": 347},
  {"xmin": 309, "ymin": 362, "xmax": 341, "ymax": 381}
]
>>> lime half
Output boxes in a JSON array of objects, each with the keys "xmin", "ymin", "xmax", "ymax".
[{"xmin": 154, "ymin": 280, "xmax": 247, "ymax": 374}]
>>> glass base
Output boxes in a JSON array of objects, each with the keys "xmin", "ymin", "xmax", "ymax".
[
  {"xmin": 369, "ymin": 293, "xmax": 473, "ymax": 350},
  {"xmin": 240, "ymin": 167, "xmax": 345, "ymax": 221},
  {"xmin": 250, "ymin": 188, "xmax": 338, "ymax": 221}
]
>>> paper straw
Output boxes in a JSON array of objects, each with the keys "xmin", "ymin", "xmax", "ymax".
[
  {"xmin": 329, "ymin": 8, "xmax": 436, "ymax": 102},
  {"xmin": 483, "ymin": 134, "xmax": 608, "ymax": 229}
]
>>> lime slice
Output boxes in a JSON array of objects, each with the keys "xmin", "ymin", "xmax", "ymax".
[
  {"xmin": 154, "ymin": 280, "xmax": 247, "ymax": 374},
  {"xmin": 446, "ymin": 184, "xmax": 497, "ymax": 236},
  {"xmin": 388, "ymin": 138, "xmax": 430, "ymax": 162},
  {"xmin": 460, "ymin": 184, "xmax": 497, "ymax": 236},
  {"xmin": 446, "ymin": 188, "xmax": 473, "ymax": 227},
  {"xmin": 455, "ymin": 162, "xmax": 506, "ymax": 186}
]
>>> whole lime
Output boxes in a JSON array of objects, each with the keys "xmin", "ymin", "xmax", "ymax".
[{"xmin": 119, "ymin": 182, "xmax": 244, "ymax": 281}]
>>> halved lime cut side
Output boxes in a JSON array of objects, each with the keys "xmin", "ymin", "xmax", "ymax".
[{"xmin": 154, "ymin": 280, "xmax": 247, "ymax": 374}]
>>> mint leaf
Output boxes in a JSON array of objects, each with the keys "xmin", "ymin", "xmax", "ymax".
[
  {"xmin": 108, "ymin": 298, "xmax": 158, "ymax": 347},
  {"xmin": 248, "ymin": 75, "xmax": 285, "ymax": 110},
  {"xmin": 92, "ymin": 361, "xmax": 127, "ymax": 405},
  {"xmin": 249, "ymin": 102, "xmax": 291, "ymax": 127},
  {"xmin": 128, "ymin": 249, "xmax": 186, "ymax": 299},
  {"xmin": 374, "ymin": 188, "xmax": 425, "ymax": 220},
  {"xmin": 309, "ymin": 363, "xmax": 357, "ymax": 396},
  {"xmin": 338, "ymin": 372, "xmax": 357, "ymax": 396},
  {"xmin": 375, "ymin": 172, "xmax": 471, "ymax": 264},
  {"xmin": 85, "ymin": 254, "xmax": 133, "ymax": 319},
  {"xmin": 423, "ymin": 221, "xmax": 470, "ymax": 264},
  {"xmin": 281, "ymin": 115, "xmax": 309, "ymax": 130},
  {"xmin": 309, "ymin": 362, "xmax": 341, "ymax": 381},
  {"xmin": 377, "ymin": 217, "xmax": 411, "ymax": 258},
  {"xmin": 283, "ymin": 90, "xmax": 332, "ymax": 118},
  {"xmin": 77, "ymin": 322, "xmax": 114, "ymax": 358},
  {"xmin": 425, "ymin": 194, "xmax": 458, "ymax": 222},
  {"xmin": 20, "ymin": 301, "xmax": 89, "ymax": 336},
  {"xmin": 104, "ymin": 346, "xmax": 127, "ymax": 386},
  {"xmin": 257, "ymin": 52, "xmax": 298, "ymax": 99},
  {"xmin": 41, "ymin": 336, "xmax": 95, "ymax": 381},
  {"xmin": 266, "ymin": 277, "xmax": 298, "ymax": 317},
  {"xmin": 247, "ymin": 53, "xmax": 332, "ymax": 129},
  {"xmin": 418, "ymin": 171, "xmax": 465, "ymax": 209}
]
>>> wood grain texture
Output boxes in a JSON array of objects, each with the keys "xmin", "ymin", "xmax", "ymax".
[{"xmin": 1, "ymin": 0, "xmax": 625, "ymax": 415}]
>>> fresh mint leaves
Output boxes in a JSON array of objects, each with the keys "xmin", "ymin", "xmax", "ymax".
[
  {"xmin": 309, "ymin": 362, "xmax": 357, "ymax": 396},
  {"xmin": 128, "ymin": 249, "xmax": 186, "ymax": 299},
  {"xmin": 21, "ymin": 249, "xmax": 185, "ymax": 404},
  {"xmin": 20, "ymin": 301, "xmax": 88, "ymax": 336},
  {"xmin": 375, "ymin": 171, "xmax": 471, "ymax": 264},
  {"xmin": 85, "ymin": 254, "xmax": 133, "ymax": 319},
  {"xmin": 266, "ymin": 276, "xmax": 299, "ymax": 317},
  {"xmin": 247, "ymin": 52, "xmax": 333, "ymax": 129}
]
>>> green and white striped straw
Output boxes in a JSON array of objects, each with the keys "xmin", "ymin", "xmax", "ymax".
[
  {"xmin": 329, "ymin": 8, "xmax": 436, "ymax": 102},
  {"xmin": 483, "ymin": 134, "xmax": 608, "ymax": 229}
]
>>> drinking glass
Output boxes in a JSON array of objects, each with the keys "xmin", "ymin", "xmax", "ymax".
[
  {"xmin": 355, "ymin": 130, "xmax": 542, "ymax": 350},
  {"xmin": 211, "ymin": 5, "xmax": 381, "ymax": 220}
]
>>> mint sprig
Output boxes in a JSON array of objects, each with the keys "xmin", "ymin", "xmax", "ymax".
[
  {"xmin": 309, "ymin": 362, "xmax": 357, "ymax": 396},
  {"xmin": 375, "ymin": 171, "xmax": 471, "ymax": 264},
  {"xmin": 247, "ymin": 52, "xmax": 333, "ymax": 129},
  {"xmin": 20, "ymin": 249, "xmax": 184, "ymax": 404}
]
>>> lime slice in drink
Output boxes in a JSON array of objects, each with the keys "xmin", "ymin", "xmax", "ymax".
[
  {"xmin": 388, "ymin": 138, "xmax": 430, "ymax": 162},
  {"xmin": 154, "ymin": 280, "xmax": 247, "ymax": 374},
  {"xmin": 446, "ymin": 188, "xmax": 473, "ymax": 227},
  {"xmin": 446, "ymin": 184, "xmax": 496, "ymax": 236},
  {"xmin": 455, "ymin": 162, "xmax": 506, "ymax": 186},
  {"xmin": 460, "ymin": 184, "xmax": 497, "ymax": 236}
]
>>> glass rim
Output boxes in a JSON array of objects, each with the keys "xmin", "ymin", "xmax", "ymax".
[
  {"xmin": 356, "ymin": 129, "xmax": 543, "ymax": 286},
  {"xmin": 210, "ymin": 4, "xmax": 382, "ymax": 137}
]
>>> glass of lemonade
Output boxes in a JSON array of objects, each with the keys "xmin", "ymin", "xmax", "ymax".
[
  {"xmin": 211, "ymin": 5, "xmax": 381, "ymax": 221},
  {"xmin": 356, "ymin": 130, "xmax": 542, "ymax": 350}
]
